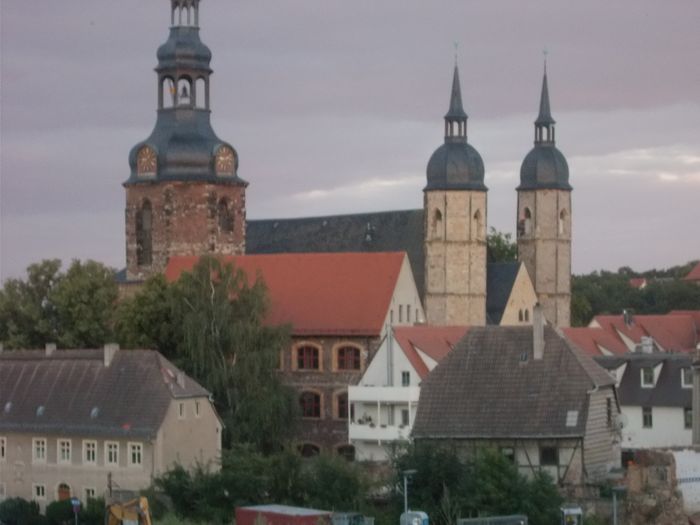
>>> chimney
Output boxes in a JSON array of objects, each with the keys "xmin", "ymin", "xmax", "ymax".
[
  {"xmin": 533, "ymin": 303, "xmax": 545, "ymax": 360},
  {"xmin": 176, "ymin": 371, "xmax": 186, "ymax": 389},
  {"xmin": 103, "ymin": 343, "xmax": 119, "ymax": 367},
  {"xmin": 45, "ymin": 343, "xmax": 57, "ymax": 356},
  {"xmin": 623, "ymin": 309, "xmax": 634, "ymax": 327}
]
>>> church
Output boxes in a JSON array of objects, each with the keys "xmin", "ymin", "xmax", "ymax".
[{"xmin": 124, "ymin": 0, "xmax": 574, "ymax": 455}]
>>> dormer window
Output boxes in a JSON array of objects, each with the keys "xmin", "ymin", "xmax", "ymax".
[
  {"xmin": 682, "ymin": 367, "xmax": 693, "ymax": 389},
  {"xmin": 641, "ymin": 367, "xmax": 655, "ymax": 388}
]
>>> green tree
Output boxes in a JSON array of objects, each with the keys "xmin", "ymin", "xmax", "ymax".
[
  {"xmin": 171, "ymin": 256, "xmax": 297, "ymax": 451},
  {"xmin": 51, "ymin": 259, "xmax": 118, "ymax": 348},
  {"xmin": 486, "ymin": 228, "xmax": 517, "ymax": 263},
  {"xmin": 0, "ymin": 259, "xmax": 62, "ymax": 348},
  {"xmin": 301, "ymin": 454, "xmax": 368, "ymax": 511},
  {"xmin": 116, "ymin": 274, "xmax": 179, "ymax": 357},
  {"xmin": 0, "ymin": 497, "xmax": 46, "ymax": 525}
]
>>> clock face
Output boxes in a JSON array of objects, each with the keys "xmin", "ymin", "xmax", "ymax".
[
  {"xmin": 137, "ymin": 147, "xmax": 157, "ymax": 176},
  {"xmin": 215, "ymin": 146, "xmax": 235, "ymax": 176}
]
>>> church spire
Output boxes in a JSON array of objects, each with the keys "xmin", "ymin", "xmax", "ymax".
[
  {"xmin": 444, "ymin": 65, "xmax": 468, "ymax": 142},
  {"xmin": 534, "ymin": 60, "xmax": 556, "ymax": 144}
]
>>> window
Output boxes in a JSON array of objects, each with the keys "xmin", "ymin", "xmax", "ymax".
[
  {"xmin": 105, "ymin": 442, "xmax": 119, "ymax": 466},
  {"xmin": 84, "ymin": 488, "xmax": 96, "ymax": 501},
  {"xmin": 136, "ymin": 200, "xmax": 153, "ymax": 266},
  {"xmin": 58, "ymin": 439, "xmax": 71, "ymax": 464},
  {"xmin": 337, "ymin": 445, "xmax": 355, "ymax": 461},
  {"xmin": 685, "ymin": 407, "xmax": 693, "ymax": 430},
  {"xmin": 32, "ymin": 438, "xmax": 47, "ymax": 464},
  {"xmin": 195, "ymin": 401, "xmax": 201, "ymax": 418},
  {"xmin": 682, "ymin": 367, "xmax": 693, "ymax": 388},
  {"xmin": 33, "ymin": 484, "xmax": 46, "ymax": 500},
  {"xmin": 0, "ymin": 437, "xmax": 5, "ymax": 462},
  {"xmin": 296, "ymin": 346, "xmax": 320, "ymax": 370},
  {"xmin": 337, "ymin": 346, "xmax": 361, "ymax": 370},
  {"xmin": 299, "ymin": 443, "xmax": 320, "ymax": 457},
  {"xmin": 217, "ymin": 198, "xmax": 234, "ymax": 232},
  {"xmin": 128, "ymin": 443, "xmax": 143, "ymax": 467},
  {"xmin": 401, "ymin": 409, "xmax": 410, "ymax": 427},
  {"xmin": 539, "ymin": 446, "xmax": 558, "ymax": 466},
  {"xmin": 401, "ymin": 371, "xmax": 410, "ymax": 387},
  {"xmin": 642, "ymin": 407, "xmax": 653, "ymax": 428},
  {"xmin": 399, "ymin": 305, "xmax": 403, "ymax": 323},
  {"xmin": 178, "ymin": 402, "xmax": 186, "ymax": 419},
  {"xmin": 524, "ymin": 310, "xmax": 529, "ymax": 322},
  {"xmin": 300, "ymin": 392, "xmax": 321, "ymax": 418},
  {"xmin": 501, "ymin": 447, "xmax": 515, "ymax": 464},
  {"xmin": 407, "ymin": 305, "xmax": 411, "ymax": 323},
  {"xmin": 83, "ymin": 440, "xmax": 97, "ymax": 465},
  {"xmin": 57, "ymin": 483, "xmax": 71, "ymax": 501},
  {"xmin": 390, "ymin": 310, "xmax": 394, "ymax": 324},
  {"xmin": 641, "ymin": 367, "xmax": 654, "ymax": 387},
  {"xmin": 336, "ymin": 393, "xmax": 351, "ymax": 419},
  {"xmin": 518, "ymin": 309, "xmax": 524, "ymax": 322}
]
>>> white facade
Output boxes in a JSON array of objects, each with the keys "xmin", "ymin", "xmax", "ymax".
[
  {"xmin": 381, "ymin": 255, "xmax": 425, "ymax": 333},
  {"xmin": 621, "ymin": 405, "xmax": 691, "ymax": 449}
]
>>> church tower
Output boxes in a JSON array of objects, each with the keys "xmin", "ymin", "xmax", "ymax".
[
  {"xmin": 516, "ymin": 64, "xmax": 572, "ymax": 327},
  {"xmin": 124, "ymin": 0, "xmax": 247, "ymax": 281},
  {"xmin": 424, "ymin": 65, "xmax": 487, "ymax": 326}
]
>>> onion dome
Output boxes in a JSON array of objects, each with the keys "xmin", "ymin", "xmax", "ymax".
[
  {"xmin": 425, "ymin": 65, "xmax": 486, "ymax": 192},
  {"xmin": 518, "ymin": 66, "xmax": 571, "ymax": 191}
]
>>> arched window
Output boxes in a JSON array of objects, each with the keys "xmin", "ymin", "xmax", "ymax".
[
  {"xmin": 300, "ymin": 392, "xmax": 321, "ymax": 418},
  {"xmin": 473, "ymin": 209, "xmax": 483, "ymax": 240},
  {"xmin": 432, "ymin": 209, "xmax": 443, "ymax": 239},
  {"xmin": 299, "ymin": 443, "xmax": 320, "ymax": 458},
  {"xmin": 161, "ymin": 77, "xmax": 175, "ymax": 108},
  {"xmin": 176, "ymin": 77, "xmax": 192, "ymax": 107},
  {"xmin": 57, "ymin": 483, "xmax": 71, "ymax": 501},
  {"xmin": 218, "ymin": 198, "xmax": 234, "ymax": 233},
  {"xmin": 518, "ymin": 310, "xmax": 524, "ymax": 322},
  {"xmin": 136, "ymin": 200, "xmax": 152, "ymax": 266},
  {"xmin": 195, "ymin": 77, "xmax": 207, "ymax": 108},
  {"xmin": 337, "ymin": 444, "xmax": 355, "ymax": 461},
  {"xmin": 296, "ymin": 345, "xmax": 320, "ymax": 370},
  {"xmin": 336, "ymin": 346, "xmax": 360, "ymax": 370},
  {"xmin": 559, "ymin": 209, "xmax": 567, "ymax": 236},
  {"xmin": 523, "ymin": 208, "xmax": 532, "ymax": 235},
  {"xmin": 524, "ymin": 309, "xmax": 530, "ymax": 322}
]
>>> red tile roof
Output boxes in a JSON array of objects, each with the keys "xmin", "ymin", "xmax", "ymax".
[
  {"xmin": 393, "ymin": 325, "xmax": 469, "ymax": 379},
  {"xmin": 684, "ymin": 261, "xmax": 700, "ymax": 282},
  {"xmin": 562, "ymin": 327, "xmax": 629, "ymax": 356},
  {"xmin": 628, "ymin": 278, "xmax": 647, "ymax": 289},
  {"xmin": 165, "ymin": 252, "xmax": 407, "ymax": 336},
  {"xmin": 592, "ymin": 314, "xmax": 698, "ymax": 353}
]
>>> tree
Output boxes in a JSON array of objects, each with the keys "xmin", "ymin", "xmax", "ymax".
[
  {"xmin": 486, "ymin": 228, "xmax": 517, "ymax": 263},
  {"xmin": 0, "ymin": 497, "xmax": 46, "ymax": 525},
  {"xmin": 171, "ymin": 256, "xmax": 298, "ymax": 451},
  {"xmin": 116, "ymin": 274, "xmax": 179, "ymax": 357}
]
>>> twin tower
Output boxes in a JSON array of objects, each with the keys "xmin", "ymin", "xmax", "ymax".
[
  {"xmin": 423, "ymin": 64, "xmax": 572, "ymax": 328},
  {"xmin": 124, "ymin": 0, "xmax": 571, "ymax": 328}
]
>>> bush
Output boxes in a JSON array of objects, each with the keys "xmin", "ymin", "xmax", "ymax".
[{"xmin": 0, "ymin": 497, "xmax": 45, "ymax": 525}]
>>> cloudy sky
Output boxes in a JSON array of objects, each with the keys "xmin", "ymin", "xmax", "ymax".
[{"xmin": 1, "ymin": 0, "xmax": 698, "ymax": 280}]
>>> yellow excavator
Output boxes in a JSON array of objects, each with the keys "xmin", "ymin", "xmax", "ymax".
[{"xmin": 105, "ymin": 496, "xmax": 152, "ymax": 525}]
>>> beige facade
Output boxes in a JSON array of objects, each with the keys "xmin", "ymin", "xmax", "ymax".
[
  {"xmin": 0, "ymin": 397, "xmax": 220, "ymax": 509},
  {"xmin": 517, "ymin": 188, "xmax": 572, "ymax": 327},
  {"xmin": 424, "ymin": 190, "xmax": 487, "ymax": 325},
  {"xmin": 498, "ymin": 263, "xmax": 538, "ymax": 326}
]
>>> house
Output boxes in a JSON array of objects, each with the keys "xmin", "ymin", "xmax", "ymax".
[
  {"xmin": 348, "ymin": 325, "xmax": 468, "ymax": 461},
  {"xmin": 684, "ymin": 261, "xmax": 700, "ymax": 285},
  {"xmin": 412, "ymin": 309, "xmax": 621, "ymax": 485},
  {"xmin": 595, "ymin": 353, "xmax": 693, "ymax": 451},
  {"xmin": 0, "ymin": 344, "xmax": 221, "ymax": 507},
  {"xmin": 628, "ymin": 278, "xmax": 648, "ymax": 290},
  {"xmin": 590, "ymin": 312, "xmax": 699, "ymax": 353},
  {"xmin": 562, "ymin": 327, "xmax": 630, "ymax": 357},
  {"xmin": 165, "ymin": 251, "xmax": 423, "ymax": 457}
]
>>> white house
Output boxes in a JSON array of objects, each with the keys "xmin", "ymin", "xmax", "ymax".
[{"xmin": 348, "ymin": 325, "xmax": 468, "ymax": 461}]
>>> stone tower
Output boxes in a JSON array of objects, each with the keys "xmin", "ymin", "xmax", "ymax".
[
  {"xmin": 124, "ymin": 0, "xmax": 247, "ymax": 281},
  {"xmin": 424, "ymin": 65, "xmax": 488, "ymax": 326},
  {"xmin": 516, "ymin": 64, "xmax": 572, "ymax": 327}
]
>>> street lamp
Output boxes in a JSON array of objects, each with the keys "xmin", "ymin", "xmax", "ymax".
[{"xmin": 402, "ymin": 469, "xmax": 417, "ymax": 518}]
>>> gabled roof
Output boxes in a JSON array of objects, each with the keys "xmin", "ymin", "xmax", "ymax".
[
  {"xmin": 684, "ymin": 261, "xmax": 700, "ymax": 282},
  {"xmin": 562, "ymin": 327, "xmax": 629, "ymax": 356},
  {"xmin": 595, "ymin": 353, "xmax": 692, "ymax": 408},
  {"xmin": 412, "ymin": 326, "xmax": 614, "ymax": 440},
  {"xmin": 592, "ymin": 314, "xmax": 697, "ymax": 352},
  {"xmin": 628, "ymin": 278, "xmax": 647, "ymax": 289},
  {"xmin": 165, "ymin": 252, "xmax": 407, "ymax": 336},
  {"xmin": 393, "ymin": 325, "xmax": 469, "ymax": 380},
  {"xmin": 247, "ymin": 210, "xmax": 425, "ymax": 297},
  {"xmin": 0, "ymin": 349, "xmax": 209, "ymax": 439},
  {"xmin": 486, "ymin": 262, "xmax": 520, "ymax": 325}
]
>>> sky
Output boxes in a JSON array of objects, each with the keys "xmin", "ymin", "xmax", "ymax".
[{"xmin": 1, "ymin": 0, "xmax": 699, "ymax": 281}]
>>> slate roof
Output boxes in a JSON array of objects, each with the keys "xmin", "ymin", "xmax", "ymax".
[
  {"xmin": 595, "ymin": 353, "xmax": 692, "ymax": 408},
  {"xmin": 412, "ymin": 326, "xmax": 614, "ymax": 439},
  {"xmin": 393, "ymin": 325, "xmax": 470, "ymax": 380},
  {"xmin": 247, "ymin": 210, "xmax": 518, "ymax": 323},
  {"xmin": 486, "ymin": 262, "xmax": 520, "ymax": 325},
  {"xmin": 165, "ymin": 252, "xmax": 407, "ymax": 337},
  {"xmin": 0, "ymin": 349, "xmax": 209, "ymax": 439},
  {"xmin": 247, "ymin": 210, "xmax": 425, "ymax": 297}
]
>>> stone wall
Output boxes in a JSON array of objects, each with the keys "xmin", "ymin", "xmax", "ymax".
[{"xmin": 125, "ymin": 181, "xmax": 246, "ymax": 280}]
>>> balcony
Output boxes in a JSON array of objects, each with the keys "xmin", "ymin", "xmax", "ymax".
[
  {"xmin": 348, "ymin": 385, "xmax": 420, "ymax": 404},
  {"xmin": 349, "ymin": 421, "xmax": 412, "ymax": 442}
]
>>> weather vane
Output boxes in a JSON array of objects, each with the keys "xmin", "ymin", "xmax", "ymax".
[
  {"xmin": 454, "ymin": 41, "xmax": 459, "ymax": 66},
  {"xmin": 543, "ymin": 47, "xmax": 549, "ymax": 73}
]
